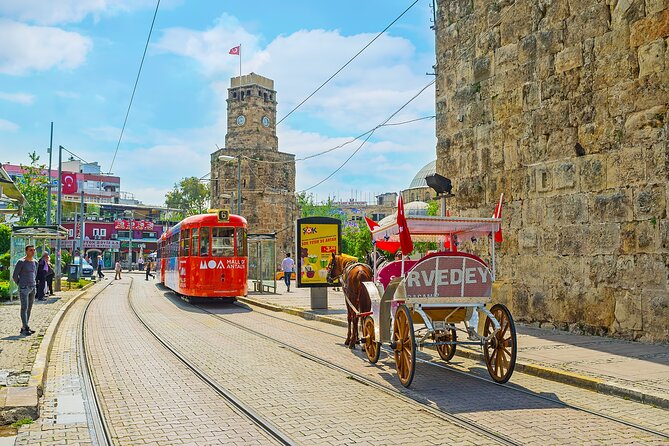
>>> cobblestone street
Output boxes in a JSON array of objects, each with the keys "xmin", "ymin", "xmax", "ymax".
[{"xmin": 1, "ymin": 276, "xmax": 667, "ymax": 445}]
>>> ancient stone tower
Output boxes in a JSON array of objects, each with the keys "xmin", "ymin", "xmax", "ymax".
[
  {"xmin": 435, "ymin": 0, "xmax": 668, "ymax": 341},
  {"xmin": 211, "ymin": 73, "xmax": 297, "ymax": 256}
]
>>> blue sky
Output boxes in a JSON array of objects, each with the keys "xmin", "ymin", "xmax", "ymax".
[{"xmin": 0, "ymin": 0, "xmax": 437, "ymax": 205}]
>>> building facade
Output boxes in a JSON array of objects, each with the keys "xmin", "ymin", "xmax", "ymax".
[
  {"xmin": 211, "ymin": 73, "xmax": 297, "ymax": 255},
  {"xmin": 435, "ymin": 0, "xmax": 669, "ymax": 341}
]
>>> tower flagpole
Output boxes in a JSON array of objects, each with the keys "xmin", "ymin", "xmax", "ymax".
[{"xmin": 239, "ymin": 43, "xmax": 242, "ymax": 79}]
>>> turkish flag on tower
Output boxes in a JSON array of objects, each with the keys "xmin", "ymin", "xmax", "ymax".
[
  {"xmin": 229, "ymin": 45, "xmax": 240, "ymax": 55},
  {"xmin": 61, "ymin": 173, "xmax": 78, "ymax": 194},
  {"xmin": 396, "ymin": 195, "xmax": 413, "ymax": 255}
]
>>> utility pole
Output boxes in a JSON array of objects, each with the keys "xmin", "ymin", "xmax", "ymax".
[
  {"xmin": 55, "ymin": 145, "xmax": 63, "ymax": 291},
  {"xmin": 128, "ymin": 211, "xmax": 134, "ymax": 271},
  {"xmin": 46, "ymin": 122, "xmax": 53, "ymax": 225},
  {"xmin": 237, "ymin": 155, "xmax": 241, "ymax": 215},
  {"xmin": 79, "ymin": 188, "xmax": 85, "ymax": 258}
]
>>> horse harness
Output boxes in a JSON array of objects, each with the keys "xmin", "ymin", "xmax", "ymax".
[{"xmin": 337, "ymin": 261, "xmax": 372, "ymax": 317}]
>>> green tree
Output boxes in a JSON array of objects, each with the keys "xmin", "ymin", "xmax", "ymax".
[
  {"xmin": 0, "ymin": 224, "xmax": 10, "ymax": 254},
  {"xmin": 165, "ymin": 177, "xmax": 210, "ymax": 217},
  {"xmin": 14, "ymin": 152, "xmax": 53, "ymax": 225},
  {"xmin": 296, "ymin": 192, "xmax": 344, "ymax": 219}
]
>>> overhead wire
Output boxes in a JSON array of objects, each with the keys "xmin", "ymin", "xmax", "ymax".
[
  {"xmin": 108, "ymin": 0, "xmax": 161, "ymax": 174},
  {"xmin": 276, "ymin": 0, "xmax": 420, "ymax": 126}
]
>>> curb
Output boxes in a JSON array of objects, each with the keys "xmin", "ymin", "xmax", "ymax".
[
  {"xmin": 0, "ymin": 281, "xmax": 97, "ymax": 425},
  {"xmin": 238, "ymin": 296, "xmax": 669, "ymax": 410}
]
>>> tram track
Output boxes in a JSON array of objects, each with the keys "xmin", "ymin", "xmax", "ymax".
[
  {"xmin": 188, "ymin": 301, "xmax": 521, "ymax": 446},
  {"xmin": 126, "ymin": 278, "xmax": 296, "ymax": 446},
  {"xmin": 79, "ymin": 280, "xmax": 115, "ymax": 446},
  {"xmin": 220, "ymin": 300, "xmax": 669, "ymax": 441}
]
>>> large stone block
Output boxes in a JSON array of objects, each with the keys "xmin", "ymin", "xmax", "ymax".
[
  {"xmin": 588, "ymin": 255, "xmax": 617, "ymax": 285},
  {"xmin": 613, "ymin": 288, "xmax": 643, "ymax": 333},
  {"xmin": 579, "ymin": 155, "xmax": 607, "ymax": 191},
  {"xmin": 564, "ymin": 2, "xmax": 612, "ymax": 46},
  {"xmin": 521, "ymin": 197, "xmax": 547, "ymax": 224},
  {"xmin": 646, "ymin": 0, "xmax": 669, "ymax": 15},
  {"xmin": 518, "ymin": 227, "xmax": 539, "ymax": 253},
  {"xmin": 645, "ymin": 142, "xmax": 668, "ymax": 184},
  {"xmin": 634, "ymin": 184, "xmax": 667, "ymax": 219},
  {"xmin": 620, "ymin": 220, "xmax": 661, "ymax": 253},
  {"xmin": 639, "ymin": 287, "xmax": 669, "ymax": 342},
  {"xmin": 553, "ymin": 161, "xmax": 578, "ymax": 191},
  {"xmin": 495, "ymin": 43, "xmax": 519, "ymax": 71},
  {"xmin": 630, "ymin": 9, "xmax": 669, "ymax": 47},
  {"xmin": 591, "ymin": 189, "xmax": 634, "ymax": 222},
  {"xmin": 606, "ymin": 147, "xmax": 646, "ymax": 188},
  {"xmin": 638, "ymin": 38, "xmax": 667, "ymax": 76},
  {"xmin": 546, "ymin": 193, "xmax": 589, "ymax": 224},
  {"xmin": 555, "ymin": 45, "xmax": 584, "ymax": 73},
  {"xmin": 587, "ymin": 222, "xmax": 623, "ymax": 254},
  {"xmin": 546, "ymin": 127, "xmax": 578, "ymax": 161},
  {"xmin": 500, "ymin": 0, "xmax": 536, "ymax": 45},
  {"xmin": 624, "ymin": 105, "xmax": 667, "ymax": 142}
]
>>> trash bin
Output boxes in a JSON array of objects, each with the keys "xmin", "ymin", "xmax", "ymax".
[{"xmin": 67, "ymin": 263, "xmax": 81, "ymax": 282}]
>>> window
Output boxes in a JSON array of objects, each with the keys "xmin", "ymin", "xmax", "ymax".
[
  {"xmin": 212, "ymin": 227, "xmax": 234, "ymax": 257},
  {"xmin": 68, "ymin": 229, "xmax": 74, "ymax": 237},
  {"xmin": 200, "ymin": 227, "xmax": 210, "ymax": 256},
  {"xmin": 143, "ymin": 232, "xmax": 156, "ymax": 239},
  {"xmin": 100, "ymin": 228, "xmax": 106, "ymax": 237},
  {"xmin": 93, "ymin": 228, "xmax": 99, "ymax": 237},
  {"xmin": 180, "ymin": 228, "xmax": 191, "ymax": 257},
  {"xmin": 235, "ymin": 228, "xmax": 247, "ymax": 257},
  {"xmin": 191, "ymin": 228, "xmax": 199, "ymax": 257},
  {"xmin": 232, "ymin": 91, "xmax": 237, "ymax": 99},
  {"xmin": 118, "ymin": 231, "xmax": 129, "ymax": 238}
]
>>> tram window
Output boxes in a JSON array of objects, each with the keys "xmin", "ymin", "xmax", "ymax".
[
  {"xmin": 212, "ymin": 227, "xmax": 234, "ymax": 257},
  {"xmin": 235, "ymin": 228, "xmax": 247, "ymax": 256},
  {"xmin": 180, "ymin": 229, "xmax": 191, "ymax": 257},
  {"xmin": 200, "ymin": 227, "xmax": 210, "ymax": 256},
  {"xmin": 191, "ymin": 228, "xmax": 199, "ymax": 257}
]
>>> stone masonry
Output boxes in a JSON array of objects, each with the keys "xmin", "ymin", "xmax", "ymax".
[
  {"xmin": 211, "ymin": 73, "xmax": 297, "ymax": 255},
  {"xmin": 435, "ymin": 0, "xmax": 669, "ymax": 341}
]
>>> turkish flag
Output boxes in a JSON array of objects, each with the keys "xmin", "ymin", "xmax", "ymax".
[
  {"xmin": 61, "ymin": 173, "xmax": 78, "ymax": 194},
  {"xmin": 396, "ymin": 195, "xmax": 413, "ymax": 255},
  {"xmin": 229, "ymin": 45, "xmax": 240, "ymax": 55},
  {"xmin": 492, "ymin": 193, "xmax": 504, "ymax": 243},
  {"xmin": 364, "ymin": 216, "xmax": 379, "ymax": 232}
]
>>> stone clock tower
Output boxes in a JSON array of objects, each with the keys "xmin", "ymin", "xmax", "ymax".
[{"xmin": 211, "ymin": 73, "xmax": 297, "ymax": 257}]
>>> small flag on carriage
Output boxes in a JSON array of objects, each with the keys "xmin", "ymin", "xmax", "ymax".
[
  {"xmin": 397, "ymin": 195, "xmax": 413, "ymax": 255},
  {"xmin": 492, "ymin": 193, "xmax": 504, "ymax": 243},
  {"xmin": 364, "ymin": 216, "xmax": 379, "ymax": 232}
]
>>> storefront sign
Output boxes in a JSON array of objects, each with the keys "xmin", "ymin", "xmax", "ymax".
[
  {"xmin": 114, "ymin": 220, "xmax": 155, "ymax": 230},
  {"xmin": 296, "ymin": 217, "xmax": 341, "ymax": 288},
  {"xmin": 62, "ymin": 239, "xmax": 120, "ymax": 249}
]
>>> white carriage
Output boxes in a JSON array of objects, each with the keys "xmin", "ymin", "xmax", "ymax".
[{"xmin": 360, "ymin": 216, "xmax": 517, "ymax": 387}]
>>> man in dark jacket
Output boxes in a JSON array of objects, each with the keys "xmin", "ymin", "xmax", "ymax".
[
  {"xmin": 13, "ymin": 245, "xmax": 38, "ymax": 335},
  {"xmin": 36, "ymin": 252, "xmax": 49, "ymax": 301}
]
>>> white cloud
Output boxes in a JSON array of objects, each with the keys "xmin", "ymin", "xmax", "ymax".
[
  {"xmin": 0, "ymin": 0, "xmax": 165, "ymax": 25},
  {"xmin": 0, "ymin": 91, "xmax": 34, "ymax": 105},
  {"xmin": 0, "ymin": 20, "xmax": 92, "ymax": 75},
  {"xmin": 0, "ymin": 119, "xmax": 19, "ymax": 132}
]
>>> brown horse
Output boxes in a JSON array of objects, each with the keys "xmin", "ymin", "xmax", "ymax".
[{"xmin": 327, "ymin": 253, "xmax": 373, "ymax": 348}]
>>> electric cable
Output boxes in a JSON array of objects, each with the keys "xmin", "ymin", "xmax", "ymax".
[
  {"xmin": 108, "ymin": 0, "xmax": 161, "ymax": 174},
  {"xmin": 276, "ymin": 0, "xmax": 420, "ymax": 125}
]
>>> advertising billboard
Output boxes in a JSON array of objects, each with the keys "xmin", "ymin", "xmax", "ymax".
[{"xmin": 296, "ymin": 217, "xmax": 341, "ymax": 288}]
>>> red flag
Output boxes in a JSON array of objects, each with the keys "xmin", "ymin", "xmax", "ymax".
[
  {"xmin": 229, "ymin": 45, "xmax": 240, "ymax": 55},
  {"xmin": 364, "ymin": 216, "xmax": 379, "ymax": 232},
  {"xmin": 396, "ymin": 195, "xmax": 413, "ymax": 255},
  {"xmin": 61, "ymin": 173, "xmax": 78, "ymax": 194},
  {"xmin": 492, "ymin": 193, "xmax": 504, "ymax": 243}
]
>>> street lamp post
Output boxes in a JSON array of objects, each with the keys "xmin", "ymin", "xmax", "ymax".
[
  {"xmin": 218, "ymin": 154, "xmax": 241, "ymax": 215},
  {"xmin": 55, "ymin": 145, "xmax": 63, "ymax": 291}
]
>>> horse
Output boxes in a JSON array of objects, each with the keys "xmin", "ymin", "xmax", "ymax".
[{"xmin": 327, "ymin": 253, "xmax": 373, "ymax": 348}]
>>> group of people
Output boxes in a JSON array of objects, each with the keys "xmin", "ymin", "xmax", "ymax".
[{"xmin": 112, "ymin": 258, "xmax": 156, "ymax": 281}]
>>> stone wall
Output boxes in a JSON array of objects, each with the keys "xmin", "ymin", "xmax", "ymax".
[{"xmin": 435, "ymin": 0, "xmax": 669, "ymax": 341}]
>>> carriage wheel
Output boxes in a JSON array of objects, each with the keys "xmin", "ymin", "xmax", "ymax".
[
  {"xmin": 392, "ymin": 304, "xmax": 416, "ymax": 388},
  {"xmin": 483, "ymin": 304, "xmax": 517, "ymax": 383},
  {"xmin": 361, "ymin": 316, "xmax": 381, "ymax": 364},
  {"xmin": 435, "ymin": 328, "xmax": 457, "ymax": 362}
]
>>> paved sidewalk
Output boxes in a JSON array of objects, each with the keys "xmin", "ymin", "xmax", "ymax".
[{"xmin": 241, "ymin": 282, "xmax": 669, "ymax": 408}]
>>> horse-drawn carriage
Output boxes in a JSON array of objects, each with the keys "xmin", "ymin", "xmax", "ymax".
[{"xmin": 328, "ymin": 214, "xmax": 516, "ymax": 388}]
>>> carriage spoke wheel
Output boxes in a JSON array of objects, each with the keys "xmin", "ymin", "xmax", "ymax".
[
  {"xmin": 361, "ymin": 316, "xmax": 381, "ymax": 364},
  {"xmin": 483, "ymin": 304, "xmax": 517, "ymax": 383},
  {"xmin": 392, "ymin": 304, "xmax": 416, "ymax": 387},
  {"xmin": 435, "ymin": 328, "xmax": 457, "ymax": 362}
]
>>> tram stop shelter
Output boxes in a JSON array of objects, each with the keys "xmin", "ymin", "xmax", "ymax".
[
  {"xmin": 9, "ymin": 225, "xmax": 68, "ymax": 300},
  {"xmin": 248, "ymin": 233, "xmax": 277, "ymax": 294}
]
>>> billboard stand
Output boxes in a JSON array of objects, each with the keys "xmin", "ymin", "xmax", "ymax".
[{"xmin": 310, "ymin": 287, "xmax": 328, "ymax": 310}]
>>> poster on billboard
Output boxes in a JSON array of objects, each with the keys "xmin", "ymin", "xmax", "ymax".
[{"xmin": 296, "ymin": 216, "xmax": 341, "ymax": 288}]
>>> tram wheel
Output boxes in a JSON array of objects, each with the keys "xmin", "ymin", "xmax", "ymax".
[
  {"xmin": 361, "ymin": 316, "xmax": 381, "ymax": 364},
  {"xmin": 483, "ymin": 304, "xmax": 517, "ymax": 384},
  {"xmin": 435, "ymin": 328, "xmax": 457, "ymax": 362},
  {"xmin": 392, "ymin": 304, "xmax": 416, "ymax": 388}
]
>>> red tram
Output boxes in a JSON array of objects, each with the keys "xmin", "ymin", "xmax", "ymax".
[{"xmin": 158, "ymin": 212, "xmax": 248, "ymax": 300}]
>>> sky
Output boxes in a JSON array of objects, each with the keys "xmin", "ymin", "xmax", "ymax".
[{"xmin": 0, "ymin": 0, "xmax": 437, "ymax": 206}]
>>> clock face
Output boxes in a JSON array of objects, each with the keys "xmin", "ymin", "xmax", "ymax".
[
  {"xmin": 261, "ymin": 116, "xmax": 270, "ymax": 127},
  {"xmin": 236, "ymin": 115, "xmax": 246, "ymax": 126}
]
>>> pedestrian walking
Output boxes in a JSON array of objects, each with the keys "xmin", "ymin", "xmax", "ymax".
[
  {"xmin": 145, "ymin": 261, "xmax": 155, "ymax": 280},
  {"xmin": 114, "ymin": 260, "xmax": 122, "ymax": 280},
  {"xmin": 46, "ymin": 256, "xmax": 55, "ymax": 296},
  {"xmin": 36, "ymin": 252, "xmax": 49, "ymax": 301},
  {"xmin": 97, "ymin": 260, "xmax": 105, "ymax": 279},
  {"xmin": 13, "ymin": 245, "xmax": 38, "ymax": 336},
  {"xmin": 281, "ymin": 253, "xmax": 295, "ymax": 292},
  {"xmin": 138, "ymin": 256, "xmax": 145, "ymax": 271}
]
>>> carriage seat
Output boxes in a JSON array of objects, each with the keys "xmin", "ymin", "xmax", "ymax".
[{"xmin": 376, "ymin": 260, "xmax": 418, "ymax": 290}]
